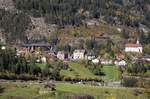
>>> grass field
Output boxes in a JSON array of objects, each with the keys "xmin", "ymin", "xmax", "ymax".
[
  {"xmin": 60, "ymin": 62, "xmax": 119, "ymax": 82},
  {"xmin": 0, "ymin": 82, "xmax": 149, "ymax": 99},
  {"xmin": 56, "ymin": 83, "xmax": 149, "ymax": 99},
  {"xmin": 102, "ymin": 65, "xmax": 119, "ymax": 81},
  {"xmin": 60, "ymin": 62, "xmax": 100, "ymax": 79},
  {"xmin": 0, "ymin": 82, "xmax": 39, "ymax": 99},
  {"xmin": 36, "ymin": 62, "xmax": 119, "ymax": 82}
]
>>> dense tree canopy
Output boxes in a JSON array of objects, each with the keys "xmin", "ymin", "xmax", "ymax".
[
  {"xmin": 13, "ymin": 0, "xmax": 110, "ymax": 27},
  {"xmin": 0, "ymin": 0, "xmax": 149, "ymax": 42},
  {"xmin": 0, "ymin": 9, "xmax": 31, "ymax": 42},
  {"xmin": 12, "ymin": 0, "xmax": 150, "ymax": 27}
]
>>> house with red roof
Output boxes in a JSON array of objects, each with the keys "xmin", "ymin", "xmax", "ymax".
[{"xmin": 125, "ymin": 40, "xmax": 143, "ymax": 53}]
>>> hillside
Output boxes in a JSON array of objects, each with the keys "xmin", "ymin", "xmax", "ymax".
[
  {"xmin": 0, "ymin": 0, "xmax": 149, "ymax": 46},
  {"xmin": 0, "ymin": 1, "xmax": 150, "ymax": 98}
]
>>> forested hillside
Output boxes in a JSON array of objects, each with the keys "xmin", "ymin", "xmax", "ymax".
[
  {"xmin": 0, "ymin": 9, "xmax": 31, "ymax": 42},
  {"xmin": 0, "ymin": 0, "xmax": 149, "ymax": 42},
  {"xmin": 13, "ymin": 0, "xmax": 150, "ymax": 27}
]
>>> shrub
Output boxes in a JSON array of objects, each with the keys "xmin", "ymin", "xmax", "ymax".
[
  {"xmin": 127, "ymin": 62, "xmax": 147, "ymax": 75},
  {"xmin": 122, "ymin": 77, "xmax": 138, "ymax": 87},
  {"xmin": 93, "ymin": 67, "xmax": 105, "ymax": 76}
]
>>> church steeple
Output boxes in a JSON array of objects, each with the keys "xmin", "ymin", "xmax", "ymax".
[{"xmin": 136, "ymin": 39, "xmax": 140, "ymax": 44}]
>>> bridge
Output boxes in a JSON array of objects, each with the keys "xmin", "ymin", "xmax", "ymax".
[{"xmin": 22, "ymin": 43, "xmax": 51, "ymax": 51}]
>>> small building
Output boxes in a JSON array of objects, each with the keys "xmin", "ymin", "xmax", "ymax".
[
  {"xmin": 133, "ymin": 55, "xmax": 150, "ymax": 63},
  {"xmin": 41, "ymin": 56, "xmax": 47, "ymax": 63},
  {"xmin": 125, "ymin": 41, "xmax": 142, "ymax": 53},
  {"xmin": 92, "ymin": 58, "xmax": 100, "ymax": 64},
  {"xmin": 100, "ymin": 59, "xmax": 113, "ymax": 65},
  {"xmin": 16, "ymin": 48, "xmax": 29, "ymax": 56},
  {"xmin": 22, "ymin": 43, "xmax": 51, "ymax": 51},
  {"xmin": 115, "ymin": 60, "xmax": 127, "ymax": 74},
  {"xmin": 57, "ymin": 51, "xmax": 68, "ymax": 60},
  {"xmin": 73, "ymin": 49, "xmax": 85, "ymax": 60},
  {"xmin": 116, "ymin": 53, "xmax": 125, "ymax": 60},
  {"xmin": 115, "ymin": 60, "xmax": 126, "ymax": 66},
  {"xmin": 85, "ymin": 52, "xmax": 96, "ymax": 61}
]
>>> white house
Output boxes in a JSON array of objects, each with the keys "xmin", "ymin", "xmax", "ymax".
[
  {"xmin": 57, "ymin": 51, "xmax": 68, "ymax": 60},
  {"xmin": 73, "ymin": 49, "xmax": 85, "ymax": 60},
  {"xmin": 85, "ymin": 52, "xmax": 96, "ymax": 61},
  {"xmin": 115, "ymin": 60, "xmax": 126, "ymax": 66},
  {"xmin": 92, "ymin": 58, "xmax": 100, "ymax": 64},
  {"xmin": 100, "ymin": 59, "xmax": 113, "ymax": 65},
  {"xmin": 125, "ymin": 41, "xmax": 142, "ymax": 53}
]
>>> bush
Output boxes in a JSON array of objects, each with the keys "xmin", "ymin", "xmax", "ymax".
[
  {"xmin": 0, "ymin": 73, "xmax": 37, "ymax": 80},
  {"xmin": 93, "ymin": 67, "xmax": 105, "ymax": 76},
  {"xmin": 18, "ymin": 74, "xmax": 37, "ymax": 81},
  {"xmin": 127, "ymin": 62, "xmax": 147, "ymax": 74},
  {"xmin": 122, "ymin": 77, "xmax": 138, "ymax": 87}
]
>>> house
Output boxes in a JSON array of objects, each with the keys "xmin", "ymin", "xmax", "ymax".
[
  {"xmin": 85, "ymin": 52, "xmax": 96, "ymax": 61},
  {"xmin": 73, "ymin": 49, "xmax": 85, "ymax": 60},
  {"xmin": 116, "ymin": 53, "xmax": 125, "ymax": 60},
  {"xmin": 22, "ymin": 43, "xmax": 51, "ymax": 51},
  {"xmin": 92, "ymin": 58, "xmax": 100, "ymax": 64},
  {"xmin": 57, "ymin": 51, "xmax": 68, "ymax": 60},
  {"xmin": 115, "ymin": 60, "xmax": 126, "ymax": 67},
  {"xmin": 100, "ymin": 59, "xmax": 113, "ymax": 65},
  {"xmin": 125, "ymin": 40, "xmax": 142, "ymax": 53},
  {"xmin": 16, "ymin": 48, "xmax": 29, "ymax": 56},
  {"xmin": 133, "ymin": 55, "xmax": 150, "ymax": 63},
  {"xmin": 115, "ymin": 60, "xmax": 127, "ymax": 73}
]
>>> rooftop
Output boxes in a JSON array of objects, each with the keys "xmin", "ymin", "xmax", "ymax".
[
  {"xmin": 22, "ymin": 43, "xmax": 51, "ymax": 47},
  {"xmin": 125, "ymin": 43, "xmax": 142, "ymax": 48}
]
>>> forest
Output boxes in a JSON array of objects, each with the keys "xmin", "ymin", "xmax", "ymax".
[
  {"xmin": 0, "ymin": 0, "xmax": 149, "ymax": 42},
  {"xmin": 12, "ymin": 0, "xmax": 150, "ymax": 27}
]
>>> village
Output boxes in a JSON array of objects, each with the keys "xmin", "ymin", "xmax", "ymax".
[
  {"xmin": 0, "ymin": 37, "xmax": 150, "ymax": 99},
  {"xmin": 0, "ymin": 0, "xmax": 150, "ymax": 98},
  {"xmin": 0, "ymin": 13, "xmax": 150, "ymax": 98},
  {"xmin": 15, "ymin": 39, "xmax": 149, "ymax": 65}
]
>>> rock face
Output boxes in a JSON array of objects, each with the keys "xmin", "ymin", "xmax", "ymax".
[
  {"xmin": 0, "ymin": 0, "xmax": 15, "ymax": 10},
  {"xmin": 26, "ymin": 17, "xmax": 56, "ymax": 40}
]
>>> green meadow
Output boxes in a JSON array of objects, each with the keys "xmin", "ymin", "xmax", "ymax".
[{"xmin": 0, "ymin": 82, "xmax": 149, "ymax": 99}]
